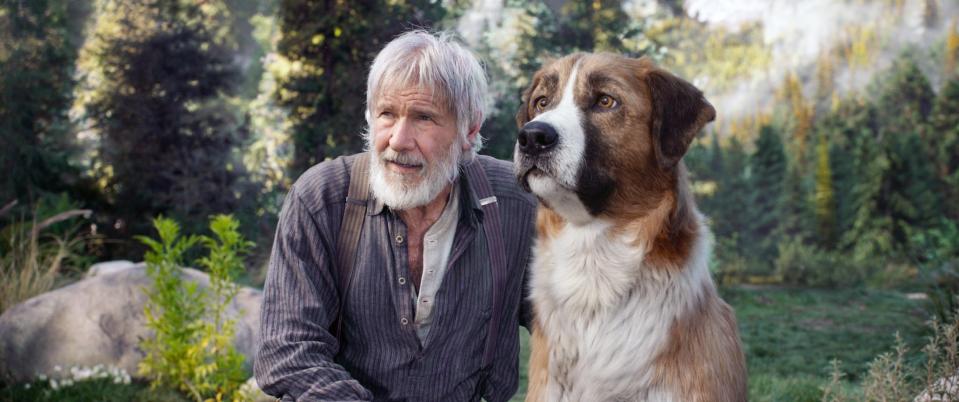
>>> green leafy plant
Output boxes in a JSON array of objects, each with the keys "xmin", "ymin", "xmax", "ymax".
[{"xmin": 137, "ymin": 215, "xmax": 252, "ymax": 402}]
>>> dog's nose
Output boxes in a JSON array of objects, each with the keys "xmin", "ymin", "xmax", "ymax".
[{"xmin": 517, "ymin": 121, "xmax": 559, "ymax": 155}]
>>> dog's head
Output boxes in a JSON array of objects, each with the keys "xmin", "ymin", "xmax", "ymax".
[{"xmin": 514, "ymin": 53, "xmax": 715, "ymax": 225}]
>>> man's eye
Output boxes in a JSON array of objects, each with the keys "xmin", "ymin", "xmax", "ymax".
[
  {"xmin": 534, "ymin": 97, "xmax": 549, "ymax": 112},
  {"xmin": 379, "ymin": 111, "xmax": 394, "ymax": 118},
  {"xmin": 596, "ymin": 94, "xmax": 618, "ymax": 109},
  {"xmin": 418, "ymin": 114, "xmax": 433, "ymax": 121}
]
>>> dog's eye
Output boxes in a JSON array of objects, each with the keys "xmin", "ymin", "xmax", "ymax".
[
  {"xmin": 534, "ymin": 97, "xmax": 549, "ymax": 112},
  {"xmin": 596, "ymin": 95, "xmax": 617, "ymax": 109}
]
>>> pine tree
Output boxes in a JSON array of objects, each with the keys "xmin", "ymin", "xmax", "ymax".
[
  {"xmin": 778, "ymin": 163, "xmax": 812, "ymax": 243},
  {"xmin": 776, "ymin": 72, "xmax": 814, "ymax": 168},
  {"xmin": 814, "ymin": 99, "xmax": 877, "ymax": 242},
  {"xmin": 875, "ymin": 56, "xmax": 935, "ymax": 139},
  {"xmin": 814, "ymin": 134, "xmax": 837, "ymax": 246},
  {"xmin": 815, "ymin": 52, "xmax": 835, "ymax": 106},
  {"xmin": 843, "ymin": 134, "xmax": 893, "ymax": 265},
  {"xmin": 887, "ymin": 131, "xmax": 941, "ymax": 242},
  {"xmin": 82, "ymin": 0, "xmax": 254, "ymax": 240},
  {"xmin": 746, "ymin": 125, "xmax": 787, "ymax": 261},
  {"xmin": 712, "ymin": 137, "xmax": 750, "ymax": 242},
  {"xmin": 275, "ymin": 0, "xmax": 447, "ymax": 176},
  {"xmin": 708, "ymin": 131, "xmax": 725, "ymax": 182},
  {"xmin": 696, "ymin": 131, "xmax": 725, "ymax": 221},
  {"xmin": 0, "ymin": 0, "xmax": 91, "ymax": 203},
  {"xmin": 930, "ymin": 77, "xmax": 959, "ymax": 219}
]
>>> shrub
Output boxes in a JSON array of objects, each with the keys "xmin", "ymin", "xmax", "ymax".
[
  {"xmin": 911, "ymin": 219, "xmax": 959, "ymax": 323},
  {"xmin": 137, "ymin": 215, "xmax": 251, "ymax": 402},
  {"xmin": 822, "ymin": 317, "xmax": 959, "ymax": 402},
  {"xmin": 775, "ymin": 239, "xmax": 858, "ymax": 287}
]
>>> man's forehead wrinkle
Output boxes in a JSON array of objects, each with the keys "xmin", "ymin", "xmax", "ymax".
[{"xmin": 377, "ymin": 89, "xmax": 448, "ymax": 112}]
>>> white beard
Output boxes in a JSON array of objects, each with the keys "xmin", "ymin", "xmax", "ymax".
[{"xmin": 369, "ymin": 139, "xmax": 462, "ymax": 211}]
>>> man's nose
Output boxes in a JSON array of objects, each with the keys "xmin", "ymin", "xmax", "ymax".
[
  {"xmin": 517, "ymin": 121, "xmax": 558, "ymax": 156},
  {"xmin": 389, "ymin": 117, "xmax": 416, "ymax": 152}
]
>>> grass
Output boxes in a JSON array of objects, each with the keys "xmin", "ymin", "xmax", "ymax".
[
  {"xmin": 0, "ymin": 206, "xmax": 91, "ymax": 314},
  {"xmin": 0, "ymin": 379, "xmax": 188, "ymax": 402},
  {"xmin": 0, "ymin": 287, "xmax": 930, "ymax": 402}
]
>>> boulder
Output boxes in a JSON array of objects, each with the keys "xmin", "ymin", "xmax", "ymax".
[
  {"xmin": 85, "ymin": 260, "xmax": 137, "ymax": 278},
  {"xmin": 0, "ymin": 261, "xmax": 262, "ymax": 382},
  {"xmin": 915, "ymin": 374, "xmax": 959, "ymax": 402}
]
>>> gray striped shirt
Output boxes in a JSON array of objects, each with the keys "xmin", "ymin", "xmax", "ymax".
[{"xmin": 254, "ymin": 154, "xmax": 537, "ymax": 402}]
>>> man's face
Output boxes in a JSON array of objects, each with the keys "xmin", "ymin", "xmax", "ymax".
[{"xmin": 368, "ymin": 85, "xmax": 462, "ymax": 210}]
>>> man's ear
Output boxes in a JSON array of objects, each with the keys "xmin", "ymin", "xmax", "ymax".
[
  {"xmin": 645, "ymin": 67, "xmax": 716, "ymax": 169},
  {"xmin": 463, "ymin": 122, "xmax": 481, "ymax": 152}
]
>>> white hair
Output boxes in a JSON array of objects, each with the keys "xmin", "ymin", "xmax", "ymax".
[{"xmin": 364, "ymin": 30, "xmax": 489, "ymax": 159}]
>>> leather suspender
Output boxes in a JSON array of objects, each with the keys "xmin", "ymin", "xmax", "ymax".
[
  {"xmin": 334, "ymin": 154, "xmax": 506, "ymax": 394},
  {"xmin": 333, "ymin": 152, "xmax": 370, "ymax": 340},
  {"xmin": 464, "ymin": 159, "xmax": 507, "ymax": 376}
]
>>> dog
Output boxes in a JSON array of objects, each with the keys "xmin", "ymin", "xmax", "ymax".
[{"xmin": 514, "ymin": 53, "xmax": 747, "ymax": 402}]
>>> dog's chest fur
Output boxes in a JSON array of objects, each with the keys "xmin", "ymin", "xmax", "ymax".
[{"xmin": 530, "ymin": 219, "xmax": 711, "ymax": 402}]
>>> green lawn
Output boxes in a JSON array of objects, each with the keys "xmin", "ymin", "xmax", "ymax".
[
  {"xmin": 1, "ymin": 288, "xmax": 930, "ymax": 402},
  {"xmin": 511, "ymin": 287, "xmax": 930, "ymax": 402}
]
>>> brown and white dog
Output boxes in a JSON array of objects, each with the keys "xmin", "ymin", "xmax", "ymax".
[{"xmin": 514, "ymin": 53, "xmax": 747, "ymax": 402}]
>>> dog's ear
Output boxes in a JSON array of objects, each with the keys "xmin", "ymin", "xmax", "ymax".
[{"xmin": 645, "ymin": 67, "xmax": 716, "ymax": 169}]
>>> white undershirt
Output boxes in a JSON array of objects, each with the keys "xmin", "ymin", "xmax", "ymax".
[{"xmin": 413, "ymin": 183, "xmax": 460, "ymax": 343}]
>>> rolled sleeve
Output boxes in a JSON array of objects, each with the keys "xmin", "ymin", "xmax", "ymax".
[{"xmin": 254, "ymin": 187, "xmax": 373, "ymax": 401}]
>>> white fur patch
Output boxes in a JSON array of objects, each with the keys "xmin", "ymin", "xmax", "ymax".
[
  {"xmin": 527, "ymin": 175, "xmax": 593, "ymax": 225},
  {"xmin": 527, "ymin": 62, "xmax": 593, "ymax": 226},
  {"xmin": 531, "ymin": 214, "xmax": 714, "ymax": 401}
]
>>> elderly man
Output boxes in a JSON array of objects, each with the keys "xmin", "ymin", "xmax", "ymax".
[{"xmin": 254, "ymin": 30, "xmax": 536, "ymax": 402}]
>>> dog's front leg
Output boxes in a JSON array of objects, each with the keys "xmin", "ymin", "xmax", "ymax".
[{"xmin": 525, "ymin": 320, "xmax": 549, "ymax": 402}]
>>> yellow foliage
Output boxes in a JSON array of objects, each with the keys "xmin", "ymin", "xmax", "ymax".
[
  {"xmin": 841, "ymin": 25, "xmax": 879, "ymax": 69},
  {"xmin": 946, "ymin": 18, "xmax": 958, "ymax": 77},
  {"xmin": 652, "ymin": 18, "xmax": 773, "ymax": 92},
  {"xmin": 816, "ymin": 52, "xmax": 835, "ymax": 102}
]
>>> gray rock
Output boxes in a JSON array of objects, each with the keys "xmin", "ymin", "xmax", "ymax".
[
  {"xmin": 0, "ymin": 262, "xmax": 262, "ymax": 382},
  {"xmin": 84, "ymin": 260, "xmax": 137, "ymax": 278},
  {"xmin": 915, "ymin": 374, "xmax": 959, "ymax": 401}
]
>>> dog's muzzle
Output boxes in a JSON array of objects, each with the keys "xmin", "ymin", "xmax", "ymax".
[
  {"xmin": 514, "ymin": 121, "xmax": 561, "ymax": 192},
  {"xmin": 517, "ymin": 121, "xmax": 559, "ymax": 156}
]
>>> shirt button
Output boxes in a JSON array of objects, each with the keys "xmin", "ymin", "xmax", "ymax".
[
  {"xmin": 398, "ymin": 277, "xmax": 406, "ymax": 285},
  {"xmin": 401, "ymin": 317, "xmax": 409, "ymax": 325},
  {"xmin": 395, "ymin": 235, "xmax": 404, "ymax": 244}
]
